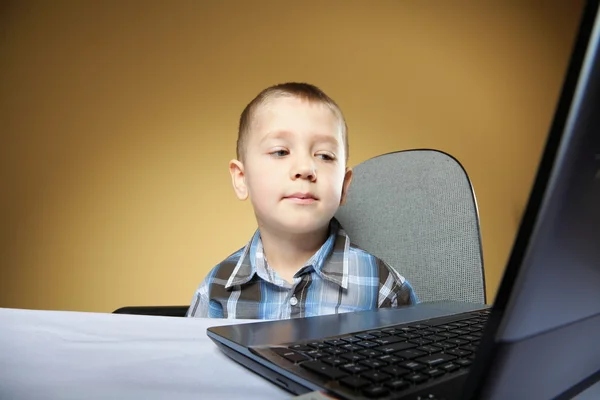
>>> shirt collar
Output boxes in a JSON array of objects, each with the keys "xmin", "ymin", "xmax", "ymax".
[{"xmin": 224, "ymin": 218, "xmax": 350, "ymax": 289}]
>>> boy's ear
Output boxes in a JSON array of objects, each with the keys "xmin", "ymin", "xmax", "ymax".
[
  {"xmin": 229, "ymin": 159, "xmax": 248, "ymax": 200},
  {"xmin": 340, "ymin": 167, "xmax": 353, "ymax": 205}
]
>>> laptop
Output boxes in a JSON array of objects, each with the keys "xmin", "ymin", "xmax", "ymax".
[{"xmin": 207, "ymin": 1, "xmax": 600, "ymax": 398}]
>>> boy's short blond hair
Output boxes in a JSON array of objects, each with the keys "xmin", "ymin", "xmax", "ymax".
[{"xmin": 236, "ymin": 82, "xmax": 349, "ymax": 163}]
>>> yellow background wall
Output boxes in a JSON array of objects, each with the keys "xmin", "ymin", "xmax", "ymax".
[{"xmin": 0, "ymin": 1, "xmax": 584, "ymax": 313}]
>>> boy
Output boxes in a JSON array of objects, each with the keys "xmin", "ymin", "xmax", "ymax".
[{"xmin": 187, "ymin": 82, "xmax": 418, "ymax": 319}]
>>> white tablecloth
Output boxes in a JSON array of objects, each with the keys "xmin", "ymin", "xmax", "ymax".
[{"xmin": 0, "ymin": 307, "xmax": 289, "ymax": 400}]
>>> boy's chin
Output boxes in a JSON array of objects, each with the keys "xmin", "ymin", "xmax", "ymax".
[{"xmin": 269, "ymin": 219, "xmax": 331, "ymax": 236}]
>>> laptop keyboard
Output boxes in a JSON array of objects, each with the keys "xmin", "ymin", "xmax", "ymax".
[{"xmin": 269, "ymin": 310, "xmax": 490, "ymax": 399}]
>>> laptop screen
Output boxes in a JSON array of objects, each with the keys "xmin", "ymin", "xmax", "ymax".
[
  {"xmin": 495, "ymin": 0, "xmax": 600, "ymax": 341},
  {"xmin": 465, "ymin": 0, "xmax": 600, "ymax": 397}
]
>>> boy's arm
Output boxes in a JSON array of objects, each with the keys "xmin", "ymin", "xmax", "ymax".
[
  {"xmin": 186, "ymin": 279, "xmax": 210, "ymax": 318},
  {"xmin": 186, "ymin": 265, "xmax": 224, "ymax": 318},
  {"xmin": 377, "ymin": 258, "xmax": 420, "ymax": 308}
]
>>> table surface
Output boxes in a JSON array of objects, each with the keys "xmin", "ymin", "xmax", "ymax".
[
  {"xmin": 0, "ymin": 307, "xmax": 290, "ymax": 400},
  {"xmin": 2, "ymin": 307, "xmax": 599, "ymax": 400}
]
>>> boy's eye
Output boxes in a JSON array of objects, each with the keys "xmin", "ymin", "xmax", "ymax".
[
  {"xmin": 317, "ymin": 153, "xmax": 335, "ymax": 161},
  {"xmin": 270, "ymin": 149, "xmax": 289, "ymax": 157}
]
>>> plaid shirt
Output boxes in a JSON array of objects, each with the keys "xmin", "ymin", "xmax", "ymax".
[{"xmin": 186, "ymin": 218, "xmax": 418, "ymax": 319}]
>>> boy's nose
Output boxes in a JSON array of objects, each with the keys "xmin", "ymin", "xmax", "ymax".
[{"xmin": 291, "ymin": 161, "xmax": 317, "ymax": 182}]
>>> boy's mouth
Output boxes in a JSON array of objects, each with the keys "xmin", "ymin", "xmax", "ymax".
[{"xmin": 284, "ymin": 192, "xmax": 319, "ymax": 203}]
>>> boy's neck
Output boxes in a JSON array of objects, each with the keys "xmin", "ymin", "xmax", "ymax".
[{"xmin": 258, "ymin": 223, "xmax": 330, "ymax": 284}]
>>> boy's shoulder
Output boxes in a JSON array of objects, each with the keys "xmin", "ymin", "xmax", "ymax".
[
  {"xmin": 213, "ymin": 246, "xmax": 245, "ymax": 268},
  {"xmin": 345, "ymin": 240, "xmax": 384, "ymax": 264},
  {"xmin": 203, "ymin": 246, "xmax": 246, "ymax": 283},
  {"xmin": 346, "ymin": 240, "xmax": 374, "ymax": 257},
  {"xmin": 222, "ymin": 246, "xmax": 246, "ymax": 264},
  {"xmin": 345, "ymin": 240, "xmax": 408, "ymax": 284}
]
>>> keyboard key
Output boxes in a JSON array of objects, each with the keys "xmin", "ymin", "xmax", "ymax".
[
  {"xmin": 460, "ymin": 345, "xmax": 479, "ymax": 353},
  {"xmin": 324, "ymin": 339, "xmax": 346, "ymax": 346},
  {"xmin": 341, "ymin": 336, "xmax": 361, "ymax": 343},
  {"xmin": 385, "ymin": 379, "xmax": 409, "ymax": 391},
  {"xmin": 425, "ymin": 368, "xmax": 446, "ymax": 377},
  {"xmin": 342, "ymin": 343, "xmax": 363, "ymax": 352},
  {"xmin": 397, "ymin": 326, "xmax": 417, "ymax": 333},
  {"xmin": 340, "ymin": 375, "xmax": 370, "ymax": 389},
  {"xmin": 308, "ymin": 342, "xmax": 330, "ymax": 349},
  {"xmin": 445, "ymin": 349, "xmax": 471, "ymax": 358},
  {"xmin": 440, "ymin": 362, "xmax": 460, "ymax": 372},
  {"xmin": 377, "ymin": 341, "xmax": 417, "ymax": 354},
  {"xmin": 375, "ymin": 336, "xmax": 408, "ymax": 345},
  {"xmin": 427, "ymin": 327, "xmax": 448, "ymax": 333},
  {"xmin": 449, "ymin": 329, "xmax": 469, "ymax": 335},
  {"xmin": 455, "ymin": 358, "xmax": 472, "ymax": 367},
  {"xmin": 417, "ymin": 345, "xmax": 442, "ymax": 354},
  {"xmin": 409, "ymin": 338, "xmax": 433, "ymax": 346},
  {"xmin": 409, "ymin": 324, "xmax": 431, "ymax": 329},
  {"xmin": 377, "ymin": 355, "xmax": 402, "ymax": 364},
  {"xmin": 415, "ymin": 353, "xmax": 457, "ymax": 367},
  {"xmin": 341, "ymin": 353, "xmax": 366, "ymax": 362},
  {"xmin": 445, "ymin": 338, "xmax": 470, "ymax": 346},
  {"xmin": 402, "ymin": 332, "xmax": 422, "ymax": 339},
  {"xmin": 358, "ymin": 341, "xmax": 380, "ymax": 348},
  {"xmin": 325, "ymin": 348, "xmax": 347, "ymax": 356},
  {"xmin": 468, "ymin": 318, "xmax": 486, "ymax": 324},
  {"xmin": 360, "ymin": 359, "xmax": 388, "ymax": 369},
  {"xmin": 305, "ymin": 350, "xmax": 327, "ymax": 359},
  {"xmin": 424, "ymin": 335, "xmax": 446, "ymax": 342},
  {"xmin": 367, "ymin": 330, "xmax": 389, "ymax": 338},
  {"xmin": 448, "ymin": 322, "xmax": 468, "ymax": 328},
  {"xmin": 433, "ymin": 344, "xmax": 457, "ymax": 353},
  {"xmin": 406, "ymin": 373, "xmax": 429, "ymax": 384},
  {"xmin": 341, "ymin": 363, "xmax": 370, "ymax": 374},
  {"xmin": 301, "ymin": 360, "xmax": 348, "ymax": 380},
  {"xmin": 362, "ymin": 385, "xmax": 390, "ymax": 398},
  {"xmin": 381, "ymin": 366, "xmax": 410, "ymax": 376},
  {"xmin": 356, "ymin": 334, "xmax": 377, "ymax": 340},
  {"xmin": 360, "ymin": 371, "xmax": 392, "ymax": 383},
  {"xmin": 434, "ymin": 324, "xmax": 456, "ymax": 330},
  {"xmin": 358, "ymin": 349, "xmax": 383, "ymax": 358},
  {"xmin": 271, "ymin": 347, "xmax": 310, "ymax": 363},
  {"xmin": 396, "ymin": 349, "xmax": 427, "ymax": 359},
  {"xmin": 322, "ymin": 356, "xmax": 346, "ymax": 366},
  {"xmin": 459, "ymin": 335, "xmax": 479, "ymax": 342},
  {"xmin": 437, "ymin": 332, "xmax": 458, "ymax": 339},
  {"xmin": 398, "ymin": 360, "xmax": 426, "ymax": 371},
  {"xmin": 290, "ymin": 344, "xmax": 313, "ymax": 352}
]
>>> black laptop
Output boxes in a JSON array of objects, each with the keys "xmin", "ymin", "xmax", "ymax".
[{"xmin": 207, "ymin": 1, "xmax": 600, "ymax": 398}]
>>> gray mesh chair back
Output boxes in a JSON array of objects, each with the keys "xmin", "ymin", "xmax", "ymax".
[{"xmin": 335, "ymin": 149, "xmax": 486, "ymax": 304}]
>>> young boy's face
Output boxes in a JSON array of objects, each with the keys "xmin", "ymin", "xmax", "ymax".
[{"xmin": 230, "ymin": 96, "xmax": 352, "ymax": 236}]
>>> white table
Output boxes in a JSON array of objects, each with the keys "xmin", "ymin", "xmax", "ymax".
[{"xmin": 0, "ymin": 307, "xmax": 290, "ymax": 400}]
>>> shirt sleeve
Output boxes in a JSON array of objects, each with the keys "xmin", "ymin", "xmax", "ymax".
[
  {"xmin": 186, "ymin": 264, "xmax": 223, "ymax": 318},
  {"xmin": 377, "ymin": 258, "xmax": 420, "ymax": 308},
  {"xmin": 186, "ymin": 277, "xmax": 210, "ymax": 318}
]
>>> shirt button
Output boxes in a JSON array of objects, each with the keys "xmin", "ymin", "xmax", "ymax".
[{"xmin": 290, "ymin": 296, "xmax": 298, "ymax": 306}]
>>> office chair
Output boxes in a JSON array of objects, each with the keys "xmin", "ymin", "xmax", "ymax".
[
  {"xmin": 113, "ymin": 149, "xmax": 485, "ymax": 317},
  {"xmin": 335, "ymin": 149, "xmax": 485, "ymax": 304}
]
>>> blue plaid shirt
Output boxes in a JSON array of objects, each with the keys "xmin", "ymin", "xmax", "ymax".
[{"xmin": 187, "ymin": 218, "xmax": 418, "ymax": 319}]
